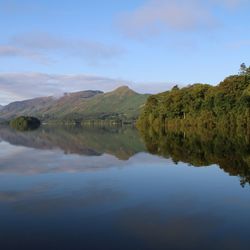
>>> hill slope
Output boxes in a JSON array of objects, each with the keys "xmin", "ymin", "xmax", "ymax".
[
  {"xmin": 0, "ymin": 86, "xmax": 149, "ymax": 122},
  {"xmin": 0, "ymin": 97, "xmax": 56, "ymax": 119}
]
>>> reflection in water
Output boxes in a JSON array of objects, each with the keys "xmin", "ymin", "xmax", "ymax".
[
  {"xmin": 1, "ymin": 125, "xmax": 250, "ymax": 185},
  {"xmin": 140, "ymin": 127, "xmax": 250, "ymax": 187},
  {"xmin": 0, "ymin": 125, "xmax": 145, "ymax": 160},
  {"xmin": 1, "ymin": 125, "xmax": 250, "ymax": 250}
]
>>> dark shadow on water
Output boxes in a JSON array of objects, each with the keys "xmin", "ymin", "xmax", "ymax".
[{"xmin": 139, "ymin": 126, "xmax": 250, "ymax": 187}]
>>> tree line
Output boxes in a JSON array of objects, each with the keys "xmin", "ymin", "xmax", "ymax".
[{"xmin": 137, "ymin": 64, "xmax": 250, "ymax": 131}]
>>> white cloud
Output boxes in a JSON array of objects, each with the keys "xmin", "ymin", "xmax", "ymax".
[
  {"xmin": 0, "ymin": 72, "xmax": 176, "ymax": 105},
  {"xmin": 0, "ymin": 32, "xmax": 124, "ymax": 65},
  {"xmin": 118, "ymin": 0, "xmax": 213, "ymax": 38},
  {"xmin": 118, "ymin": 0, "xmax": 246, "ymax": 39},
  {"xmin": 0, "ymin": 73, "xmax": 127, "ymax": 104},
  {"xmin": 214, "ymin": 0, "xmax": 245, "ymax": 8},
  {"xmin": 0, "ymin": 45, "xmax": 50, "ymax": 64}
]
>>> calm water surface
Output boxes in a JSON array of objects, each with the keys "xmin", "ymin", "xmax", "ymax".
[{"xmin": 0, "ymin": 126, "xmax": 250, "ymax": 250}]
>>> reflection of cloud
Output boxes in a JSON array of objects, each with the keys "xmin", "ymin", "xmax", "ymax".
[
  {"xmin": 118, "ymin": 205, "xmax": 245, "ymax": 249},
  {"xmin": 0, "ymin": 144, "xmax": 122, "ymax": 175},
  {"xmin": 0, "ymin": 127, "xmax": 145, "ymax": 160},
  {"xmin": 2, "ymin": 184, "xmax": 126, "ymax": 215},
  {"xmin": 0, "ymin": 140, "xmax": 169, "ymax": 175},
  {"xmin": 0, "ymin": 141, "xmax": 27, "ymax": 158},
  {"xmin": 0, "ymin": 184, "xmax": 53, "ymax": 202}
]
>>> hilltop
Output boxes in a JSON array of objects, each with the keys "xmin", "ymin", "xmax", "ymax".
[{"xmin": 0, "ymin": 86, "xmax": 149, "ymax": 123}]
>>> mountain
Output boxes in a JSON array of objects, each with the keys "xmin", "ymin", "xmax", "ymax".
[
  {"xmin": 0, "ymin": 105, "xmax": 3, "ymax": 110},
  {"xmin": 0, "ymin": 97, "xmax": 56, "ymax": 119},
  {"xmin": 0, "ymin": 86, "xmax": 149, "ymax": 122}
]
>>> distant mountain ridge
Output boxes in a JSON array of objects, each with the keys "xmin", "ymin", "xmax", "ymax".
[{"xmin": 0, "ymin": 86, "xmax": 149, "ymax": 122}]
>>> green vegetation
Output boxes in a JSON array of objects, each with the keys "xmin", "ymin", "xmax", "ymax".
[
  {"xmin": 10, "ymin": 116, "xmax": 41, "ymax": 131},
  {"xmin": 138, "ymin": 63, "xmax": 250, "ymax": 187},
  {"xmin": 239, "ymin": 63, "xmax": 250, "ymax": 75},
  {"xmin": 41, "ymin": 87, "xmax": 149, "ymax": 124},
  {"xmin": 0, "ymin": 87, "xmax": 149, "ymax": 124},
  {"xmin": 137, "ymin": 65, "xmax": 250, "ymax": 130}
]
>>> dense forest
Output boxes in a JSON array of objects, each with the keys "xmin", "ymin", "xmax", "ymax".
[{"xmin": 137, "ymin": 64, "xmax": 250, "ymax": 131}]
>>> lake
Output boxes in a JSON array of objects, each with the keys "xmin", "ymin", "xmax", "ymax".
[{"xmin": 0, "ymin": 125, "xmax": 250, "ymax": 250}]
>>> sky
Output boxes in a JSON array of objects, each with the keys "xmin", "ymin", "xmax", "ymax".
[{"xmin": 0, "ymin": 0, "xmax": 249, "ymax": 105}]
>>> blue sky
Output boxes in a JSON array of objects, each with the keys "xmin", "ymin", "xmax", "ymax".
[{"xmin": 0, "ymin": 0, "xmax": 249, "ymax": 104}]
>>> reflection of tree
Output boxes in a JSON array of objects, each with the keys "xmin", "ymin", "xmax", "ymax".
[
  {"xmin": 0, "ymin": 126, "xmax": 146, "ymax": 160},
  {"xmin": 140, "ymin": 127, "xmax": 250, "ymax": 187}
]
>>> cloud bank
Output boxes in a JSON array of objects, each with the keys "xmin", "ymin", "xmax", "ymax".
[
  {"xmin": 0, "ymin": 73, "xmax": 128, "ymax": 104},
  {"xmin": 118, "ymin": 0, "xmax": 246, "ymax": 39},
  {"xmin": 0, "ymin": 72, "xmax": 175, "ymax": 105},
  {"xmin": 0, "ymin": 45, "xmax": 49, "ymax": 64},
  {"xmin": 0, "ymin": 32, "xmax": 124, "ymax": 65}
]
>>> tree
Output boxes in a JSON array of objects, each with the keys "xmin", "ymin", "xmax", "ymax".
[
  {"xmin": 247, "ymin": 66, "xmax": 250, "ymax": 75},
  {"xmin": 10, "ymin": 116, "xmax": 41, "ymax": 131},
  {"xmin": 172, "ymin": 85, "xmax": 179, "ymax": 91},
  {"xmin": 239, "ymin": 63, "xmax": 250, "ymax": 75}
]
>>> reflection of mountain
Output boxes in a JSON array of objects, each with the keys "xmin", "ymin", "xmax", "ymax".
[
  {"xmin": 140, "ymin": 128, "xmax": 250, "ymax": 187},
  {"xmin": 0, "ymin": 126, "xmax": 146, "ymax": 160},
  {"xmin": 2, "ymin": 124, "xmax": 250, "ymax": 186}
]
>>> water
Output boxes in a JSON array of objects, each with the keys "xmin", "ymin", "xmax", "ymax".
[{"xmin": 0, "ymin": 126, "xmax": 250, "ymax": 250}]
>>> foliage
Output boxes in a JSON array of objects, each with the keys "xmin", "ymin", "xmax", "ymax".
[
  {"xmin": 10, "ymin": 116, "xmax": 41, "ymax": 131},
  {"xmin": 239, "ymin": 63, "xmax": 250, "ymax": 75},
  {"xmin": 137, "ymin": 70, "xmax": 250, "ymax": 130}
]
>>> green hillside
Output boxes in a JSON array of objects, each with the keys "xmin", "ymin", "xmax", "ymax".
[
  {"xmin": 0, "ymin": 97, "xmax": 56, "ymax": 119},
  {"xmin": 70, "ymin": 86, "xmax": 148, "ymax": 119},
  {"xmin": 0, "ymin": 86, "xmax": 149, "ymax": 123}
]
